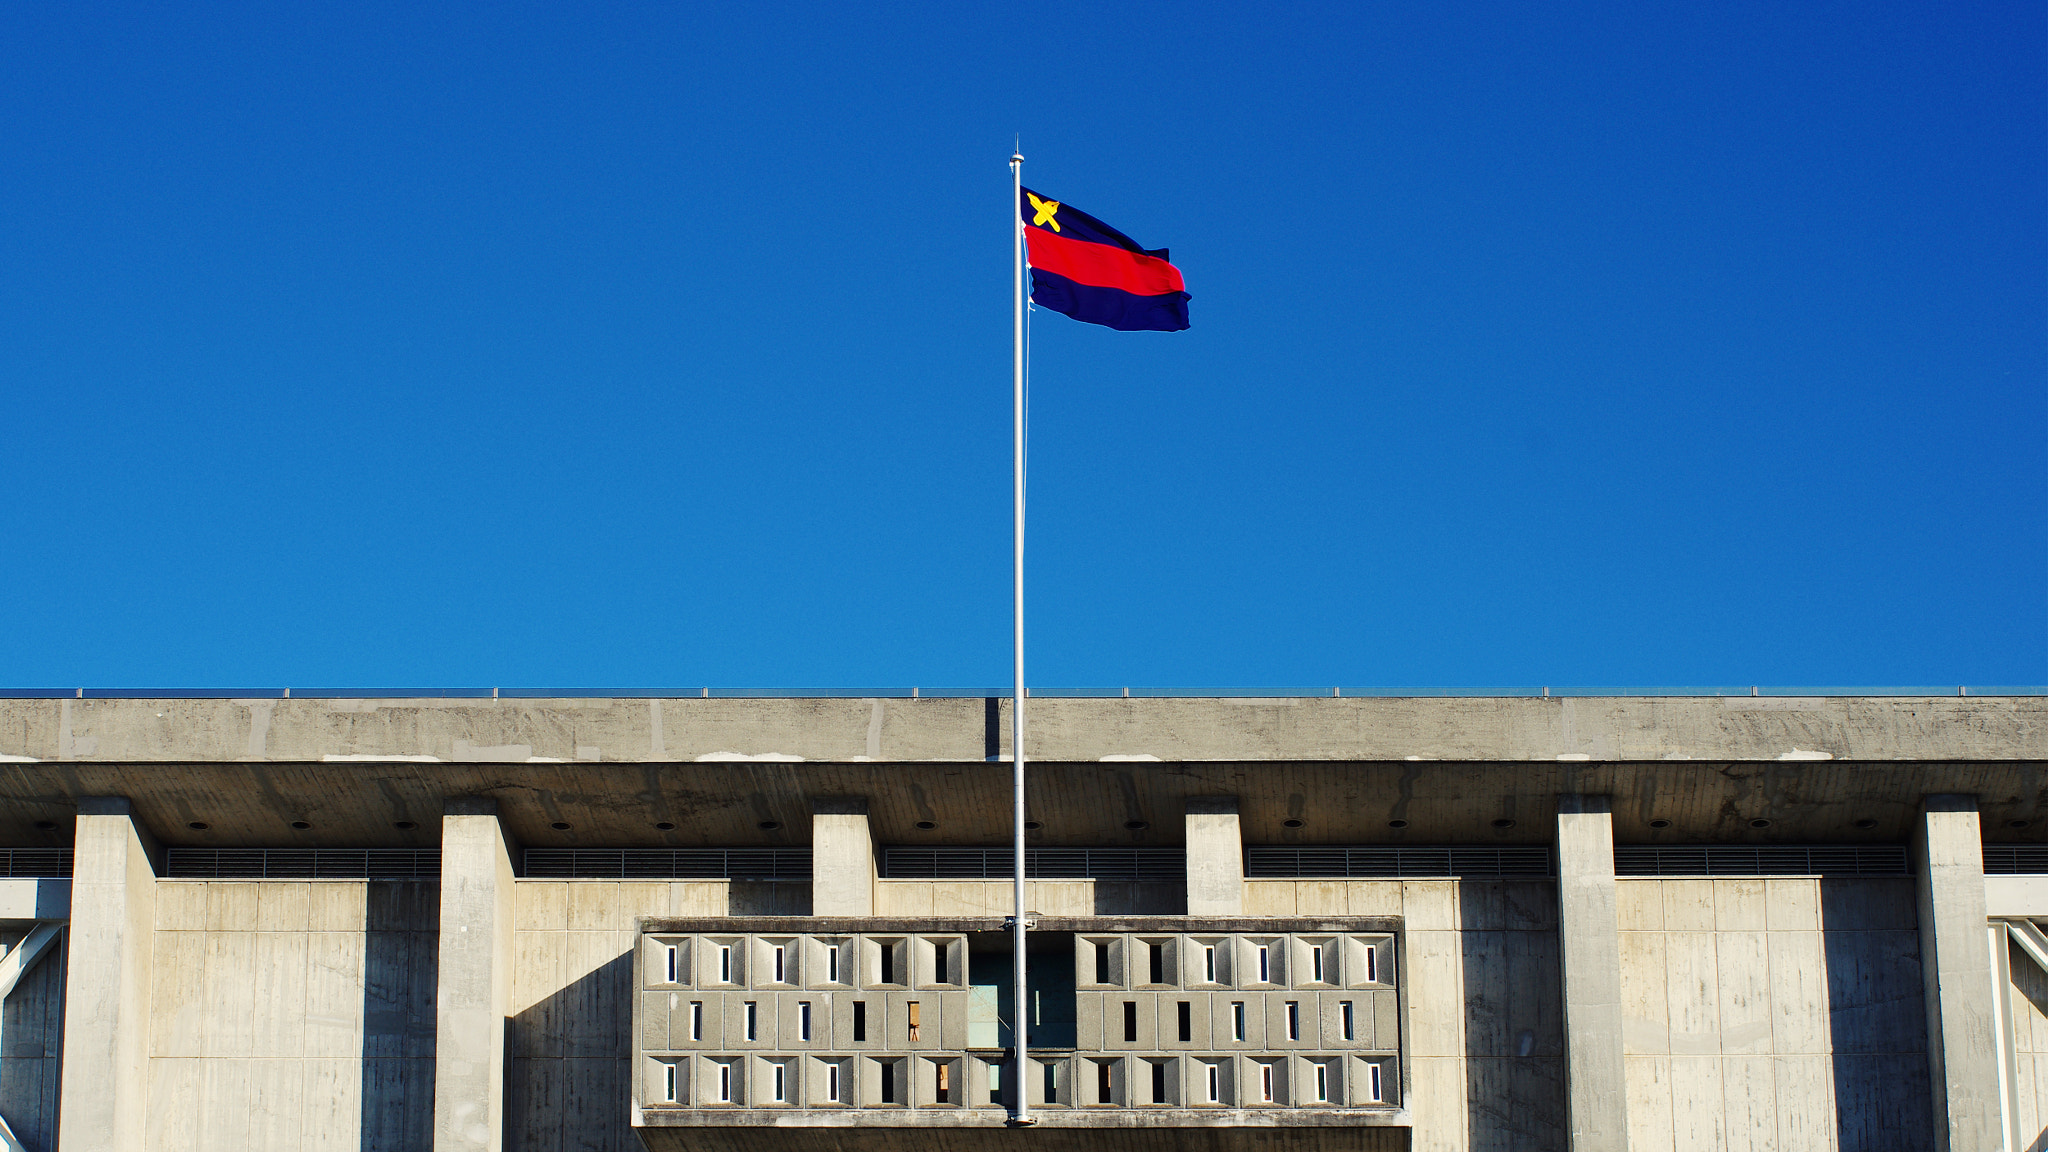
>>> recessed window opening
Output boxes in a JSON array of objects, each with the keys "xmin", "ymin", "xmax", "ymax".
[
  {"xmin": 799, "ymin": 1002, "xmax": 812, "ymax": 1041},
  {"xmin": 1151, "ymin": 1061, "xmax": 1167, "ymax": 1104},
  {"xmin": 1364, "ymin": 944, "xmax": 1378, "ymax": 984},
  {"xmin": 880, "ymin": 1062, "xmax": 896, "ymax": 1104},
  {"xmin": 908, "ymin": 1001, "xmax": 922, "ymax": 1042},
  {"xmin": 828, "ymin": 945, "xmax": 840, "ymax": 982},
  {"xmin": 989, "ymin": 1061, "xmax": 1003, "ymax": 1104},
  {"xmin": 1095, "ymin": 941, "xmax": 1112, "ymax": 984},
  {"xmin": 1177, "ymin": 1001, "xmax": 1192, "ymax": 1042},
  {"xmin": 1340, "ymin": 1001, "xmax": 1354, "ymax": 1042},
  {"xmin": 1203, "ymin": 945, "xmax": 1217, "ymax": 983},
  {"xmin": 690, "ymin": 1002, "xmax": 704, "ymax": 1042},
  {"xmin": 880, "ymin": 944, "xmax": 896, "ymax": 985},
  {"xmin": 744, "ymin": 1002, "xmax": 758, "ymax": 1041},
  {"xmin": 1257, "ymin": 945, "xmax": 1270, "ymax": 983},
  {"xmin": 1311, "ymin": 945, "xmax": 1324, "ymax": 982},
  {"xmin": 772, "ymin": 1063, "xmax": 786, "ymax": 1102},
  {"xmin": 1231, "ymin": 1002, "xmax": 1246, "ymax": 1042},
  {"xmin": 853, "ymin": 1001, "xmax": 867, "ymax": 1042},
  {"xmin": 1044, "ymin": 1062, "xmax": 1058, "ymax": 1104},
  {"xmin": 827, "ymin": 1063, "xmax": 841, "ymax": 1102},
  {"xmin": 718, "ymin": 1063, "xmax": 732, "ymax": 1103},
  {"xmin": 664, "ymin": 1062, "xmax": 678, "ymax": 1103},
  {"xmin": 1367, "ymin": 1063, "xmax": 1383, "ymax": 1102},
  {"xmin": 774, "ymin": 946, "xmax": 786, "ymax": 982},
  {"xmin": 937, "ymin": 1062, "xmax": 951, "ymax": 1103},
  {"xmin": 1148, "ymin": 942, "xmax": 1164, "ymax": 984},
  {"xmin": 1260, "ymin": 1063, "xmax": 1274, "ymax": 1102},
  {"xmin": 1315, "ymin": 1064, "xmax": 1328, "ymax": 1102},
  {"xmin": 664, "ymin": 944, "xmax": 679, "ymax": 983},
  {"xmin": 1098, "ymin": 1062, "xmax": 1113, "ymax": 1104},
  {"xmin": 1286, "ymin": 1001, "xmax": 1300, "ymax": 1041},
  {"xmin": 1206, "ymin": 1063, "xmax": 1220, "ymax": 1103},
  {"xmin": 719, "ymin": 945, "xmax": 732, "ymax": 983}
]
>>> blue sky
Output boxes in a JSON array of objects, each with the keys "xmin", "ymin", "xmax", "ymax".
[{"xmin": 1, "ymin": 1, "xmax": 2041, "ymax": 690}]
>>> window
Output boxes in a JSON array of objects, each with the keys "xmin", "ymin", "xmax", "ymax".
[
  {"xmin": 908, "ymin": 1001, "xmax": 922, "ymax": 1042},
  {"xmin": 664, "ymin": 944, "xmax": 679, "ymax": 983},
  {"xmin": 690, "ymin": 1001, "xmax": 704, "ymax": 1042},
  {"xmin": 1205, "ymin": 1063, "xmax": 1220, "ymax": 1103},
  {"xmin": 989, "ymin": 1060, "xmax": 1003, "ymax": 1105},
  {"xmin": 1097, "ymin": 1061, "xmax": 1114, "ymax": 1104},
  {"xmin": 774, "ymin": 946, "xmax": 786, "ymax": 983},
  {"xmin": 879, "ymin": 943, "xmax": 896, "ymax": 985},
  {"xmin": 1043, "ymin": 1062, "xmax": 1058, "ymax": 1104},
  {"xmin": 744, "ymin": 1002, "xmax": 758, "ymax": 1042},
  {"xmin": 719, "ymin": 945, "xmax": 732, "ymax": 983},
  {"xmin": 880, "ymin": 1062, "xmax": 896, "ymax": 1104},
  {"xmin": 1367, "ymin": 1063, "xmax": 1383, "ymax": 1103},
  {"xmin": 1148, "ymin": 942, "xmax": 1165, "ymax": 984},
  {"xmin": 1095, "ymin": 941, "xmax": 1112, "ymax": 984},
  {"xmin": 1231, "ymin": 1002, "xmax": 1246, "ymax": 1042},
  {"xmin": 663, "ymin": 1061, "xmax": 678, "ymax": 1103},
  {"xmin": 1340, "ymin": 1001, "xmax": 1354, "ymax": 1042},
  {"xmin": 1365, "ymin": 943, "xmax": 1378, "ymax": 983},
  {"xmin": 1203, "ymin": 945, "xmax": 1217, "ymax": 983},
  {"xmin": 1260, "ymin": 1063, "xmax": 1274, "ymax": 1102},
  {"xmin": 718, "ymin": 1063, "xmax": 732, "ymax": 1103},
  {"xmin": 1123, "ymin": 1001, "xmax": 1138, "ymax": 1043},
  {"xmin": 853, "ymin": 1001, "xmax": 867, "ymax": 1042},
  {"xmin": 938, "ymin": 1062, "xmax": 951, "ymax": 1104},
  {"xmin": 1177, "ymin": 1001, "xmax": 1192, "ymax": 1042},
  {"xmin": 1257, "ymin": 945, "xmax": 1270, "ymax": 983},
  {"xmin": 799, "ymin": 1002, "xmax": 812, "ymax": 1042},
  {"xmin": 772, "ymin": 1063, "xmax": 786, "ymax": 1102},
  {"xmin": 1151, "ymin": 1061, "xmax": 1168, "ymax": 1104},
  {"xmin": 1286, "ymin": 1002, "xmax": 1300, "ymax": 1041},
  {"xmin": 1311, "ymin": 945, "xmax": 1324, "ymax": 982},
  {"xmin": 1315, "ymin": 1063, "xmax": 1328, "ymax": 1102},
  {"xmin": 827, "ymin": 1063, "xmax": 841, "ymax": 1102},
  {"xmin": 828, "ymin": 944, "xmax": 840, "ymax": 983}
]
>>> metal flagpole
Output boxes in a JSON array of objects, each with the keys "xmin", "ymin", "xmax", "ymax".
[{"xmin": 1009, "ymin": 148, "xmax": 1031, "ymax": 1125}]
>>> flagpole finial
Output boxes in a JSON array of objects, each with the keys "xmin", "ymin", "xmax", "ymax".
[{"xmin": 1011, "ymin": 152, "xmax": 1023, "ymax": 166}]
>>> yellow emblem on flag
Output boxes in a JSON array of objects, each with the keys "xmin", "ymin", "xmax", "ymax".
[{"xmin": 1027, "ymin": 192, "xmax": 1061, "ymax": 232}]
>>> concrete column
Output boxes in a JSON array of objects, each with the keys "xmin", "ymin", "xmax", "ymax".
[
  {"xmin": 1914, "ymin": 794, "xmax": 2001, "ymax": 1152},
  {"xmin": 434, "ymin": 798, "xmax": 516, "ymax": 1152},
  {"xmin": 1185, "ymin": 797, "xmax": 1243, "ymax": 916},
  {"xmin": 57, "ymin": 798, "xmax": 157, "ymax": 1152},
  {"xmin": 811, "ymin": 797, "xmax": 875, "ymax": 916},
  {"xmin": 1555, "ymin": 794, "xmax": 1628, "ymax": 1152}
]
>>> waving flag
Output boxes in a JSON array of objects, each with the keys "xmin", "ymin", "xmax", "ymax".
[{"xmin": 1021, "ymin": 187, "xmax": 1190, "ymax": 332}]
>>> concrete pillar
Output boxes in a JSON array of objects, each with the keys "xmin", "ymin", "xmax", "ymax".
[
  {"xmin": 811, "ymin": 797, "xmax": 875, "ymax": 916},
  {"xmin": 434, "ymin": 798, "xmax": 515, "ymax": 1152},
  {"xmin": 1914, "ymin": 794, "xmax": 2001, "ymax": 1152},
  {"xmin": 57, "ymin": 798, "xmax": 157, "ymax": 1152},
  {"xmin": 1185, "ymin": 797, "xmax": 1243, "ymax": 916},
  {"xmin": 1555, "ymin": 794, "xmax": 1628, "ymax": 1152}
]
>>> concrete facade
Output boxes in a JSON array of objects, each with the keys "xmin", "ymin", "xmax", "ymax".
[{"xmin": 0, "ymin": 695, "xmax": 2033, "ymax": 1151}]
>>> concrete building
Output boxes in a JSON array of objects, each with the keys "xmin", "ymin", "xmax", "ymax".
[{"xmin": 0, "ymin": 692, "xmax": 2040, "ymax": 1150}]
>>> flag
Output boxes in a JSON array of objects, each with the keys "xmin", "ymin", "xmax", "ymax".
[{"xmin": 1021, "ymin": 187, "xmax": 1190, "ymax": 332}]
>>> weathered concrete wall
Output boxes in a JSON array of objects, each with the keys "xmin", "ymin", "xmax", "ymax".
[
  {"xmin": 0, "ymin": 924, "xmax": 67, "ymax": 1152},
  {"xmin": 509, "ymin": 880, "xmax": 730, "ymax": 1152},
  {"xmin": 145, "ymin": 881, "xmax": 439, "ymax": 1151},
  {"xmin": 1616, "ymin": 877, "xmax": 1931, "ymax": 1151},
  {"xmin": 2003, "ymin": 938, "xmax": 2048, "ymax": 1148},
  {"xmin": 872, "ymin": 881, "xmax": 1183, "ymax": 918},
  {"xmin": 1244, "ymin": 879, "xmax": 1563, "ymax": 1152},
  {"xmin": 1, "ymin": 694, "xmax": 2037, "ymax": 765}
]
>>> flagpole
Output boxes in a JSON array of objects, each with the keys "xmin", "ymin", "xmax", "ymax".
[{"xmin": 1009, "ymin": 148, "xmax": 1031, "ymax": 1125}]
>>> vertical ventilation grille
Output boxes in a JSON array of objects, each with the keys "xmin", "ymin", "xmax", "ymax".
[
  {"xmin": 0, "ymin": 849, "xmax": 73, "ymax": 878},
  {"xmin": 880, "ymin": 847, "xmax": 1186, "ymax": 882},
  {"xmin": 521, "ymin": 848, "xmax": 812, "ymax": 880},
  {"xmin": 1612, "ymin": 845, "xmax": 1908, "ymax": 877},
  {"xmin": 165, "ymin": 848, "xmax": 441, "ymax": 879},
  {"xmin": 1983, "ymin": 845, "xmax": 2048, "ymax": 875},
  {"xmin": 1244, "ymin": 845, "xmax": 1554, "ymax": 879}
]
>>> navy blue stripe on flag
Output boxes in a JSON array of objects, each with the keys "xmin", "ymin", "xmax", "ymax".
[{"xmin": 1030, "ymin": 267, "xmax": 1190, "ymax": 333}]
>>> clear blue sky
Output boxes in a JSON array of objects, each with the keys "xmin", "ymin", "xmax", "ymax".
[{"xmin": 2, "ymin": 1, "xmax": 2042, "ymax": 690}]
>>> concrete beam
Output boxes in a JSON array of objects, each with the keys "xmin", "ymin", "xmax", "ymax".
[
  {"xmin": 1914, "ymin": 795, "xmax": 2001, "ymax": 1152},
  {"xmin": 57, "ymin": 798, "xmax": 157, "ymax": 1152},
  {"xmin": 0, "ymin": 880, "xmax": 70, "ymax": 921},
  {"xmin": 1556, "ymin": 795, "xmax": 1627, "ymax": 1152},
  {"xmin": 1185, "ymin": 797, "xmax": 1244, "ymax": 916},
  {"xmin": 810, "ymin": 797, "xmax": 876, "ymax": 916},
  {"xmin": 434, "ymin": 798, "xmax": 515, "ymax": 1152}
]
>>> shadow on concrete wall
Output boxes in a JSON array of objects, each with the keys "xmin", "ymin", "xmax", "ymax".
[
  {"xmin": 1458, "ymin": 882, "xmax": 1565, "ymax": 1152},
  {"xmin": 0, "ymin": 926, "xmax": 65, "ymax": 1152},
  {"xmin": 359, "ymin": 882, "xmax": 438, "ymax": 1152},
  {"xmin": 1092, "ymin": 883, "xmax": 1185, "ymax": 915},
  {"xmin": 1819, "ymin": 878, "xmax": 1933, "ymax": 1152}
]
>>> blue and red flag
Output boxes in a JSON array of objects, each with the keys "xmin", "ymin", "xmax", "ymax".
[{"xmin": 1021, "ymin": 188, "xmax": 1189, "ymax": 332}]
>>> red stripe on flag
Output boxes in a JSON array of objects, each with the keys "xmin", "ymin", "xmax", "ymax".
[{"xmin": 1025, "ymin": 228, "xmax": 1185, "ymax": 296}]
